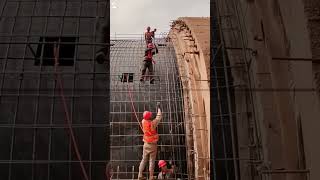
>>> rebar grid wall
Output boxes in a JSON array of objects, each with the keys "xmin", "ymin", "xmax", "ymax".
[
  {"xmin": 211, "ymin": 0, "xmax": 263, "ymax": 180},
  {"xmin": 0, "ymin": 0, "xmax": 110, "ymax": 180},
  {"xmin": 110, "ymin": 37, "xmax": 188, "ymax": 179}
]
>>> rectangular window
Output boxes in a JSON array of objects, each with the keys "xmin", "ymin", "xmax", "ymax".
[
  {"xmin": 35, "ymin": 37, "xmax": 76, "ymax": 66},
  {"xmin": 120, "ymin": 73, "xmax": 134, "ymax": 82}
]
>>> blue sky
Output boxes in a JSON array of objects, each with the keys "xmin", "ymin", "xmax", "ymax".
[{"xmin": 110, "ymin": 0, "xmax": 210, "ymax": 35}]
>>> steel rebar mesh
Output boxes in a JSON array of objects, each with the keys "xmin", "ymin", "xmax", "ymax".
[
  {"xmin": 110, "ymin": 35, "xmax": 189, "ymax": 179},
  {"xmin": 0, "ymin": 0, "xmax": 109, "ymax": 180}
]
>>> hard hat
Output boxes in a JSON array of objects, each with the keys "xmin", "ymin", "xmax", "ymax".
[
  {"xmin": 143, "ymin": 111, "xmax": 152, "ymax": 120},
  {"xmin": 158, "ymin": 160, "xmax": 167, "ymax": 168},
  {"xmin": 147, "ymin": 43, "xmax": 154, "ymax": 48},
  {"xmin": 147, "ymin": 26, "xmax": 150, "ymax": 31}
]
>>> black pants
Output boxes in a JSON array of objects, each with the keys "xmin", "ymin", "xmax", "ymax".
[{"xmin": 141, "ymin": 60, "xmax": 154, "ymax": 80}]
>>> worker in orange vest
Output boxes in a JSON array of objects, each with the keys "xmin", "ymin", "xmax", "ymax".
[
  {"xmin": 140, "ymin": 43, "xmax": 156, "ymax": 84},
  {"xmin": 138, "ymin": 102, "xmax": 162, "ymax": 180}
]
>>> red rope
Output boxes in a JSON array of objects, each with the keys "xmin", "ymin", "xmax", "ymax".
[
  {"xmin": 126, "ymin": 84, "xmax": 143, "ymax": 131},
  {"xmin": 53, "ymin": 44, "xmax": 90, "ymax": 180}
]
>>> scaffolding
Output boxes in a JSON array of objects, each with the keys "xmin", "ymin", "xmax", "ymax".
[
  {"xmin": 110, "ymin": 35, "xmax": 190, "ymax": 179},
  {"xmin": 0, "ymin": 0, "xmax": 110, "ymax": 180}
]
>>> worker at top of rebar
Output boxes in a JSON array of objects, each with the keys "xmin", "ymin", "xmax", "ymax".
[
  {"xmin": 151, "ymin": 28, "xmax": 156, "ymax": 39},
  {"xmin": 157, "ymin": 160, "xmax": 175, "ymax": 179},
  {"xmin": 145, "ymin": 26, "xmax": 153, "ymax": 46},
  {"xmin": 138, "ymin": 102, "xmax": 162, "ymax": 180}
]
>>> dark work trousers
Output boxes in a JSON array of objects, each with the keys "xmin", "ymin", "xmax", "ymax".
[{"xmin": 141, "ymin": 60, "xmax": 154, "ymax": 80}]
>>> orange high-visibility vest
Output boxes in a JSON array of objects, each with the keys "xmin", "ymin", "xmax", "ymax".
[{"xmin": 142, "ymin": 119, "xmax": 159, "ymax": 143}]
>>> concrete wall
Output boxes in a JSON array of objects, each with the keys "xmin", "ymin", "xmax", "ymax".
[
  {"xmin": 169, "ymin": 17, "xmax": 210, "ymax": 180},
  {"xmin": 215, "ymin": 0, "xmax": 320, "ymax": 179}
]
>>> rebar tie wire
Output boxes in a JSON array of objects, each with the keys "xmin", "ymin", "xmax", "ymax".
[{"xmin": 53, "ymin": 43, "xmax": 90, "ymax": 180}]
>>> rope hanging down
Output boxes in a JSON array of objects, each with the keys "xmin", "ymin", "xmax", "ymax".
[
  {"xmin": 126, "ymin": 83, "xmax": 143, "ymax": 131},
  {"xmin": 53, "ymin": 43, "xmax": 89, "ymax": 180}
]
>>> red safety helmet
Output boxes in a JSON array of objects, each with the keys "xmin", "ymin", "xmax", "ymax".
[
  {"xmin": 158, "ymin": 160, "xmax": 167, "ymax": 168},
  {"xmin": 147, "ymin": 43, "xmax": 154, "ymax": 49},
  {"xmin": 143, "ymin": 111, "xmax": 152, "ymax": 120}
]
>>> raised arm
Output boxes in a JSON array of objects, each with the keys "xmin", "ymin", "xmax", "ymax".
[{"xmin": 152, "ymin": 102, "xmax": 162, "ymax": 128}]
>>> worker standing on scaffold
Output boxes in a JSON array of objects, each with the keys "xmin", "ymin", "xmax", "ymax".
[
  {"xmin": 140, "ymin": 42, "xmax": 157, "ymax": 84},
  {"xmin": 138, "ymin": 102, "xmax": 162, "ymax": 180}
]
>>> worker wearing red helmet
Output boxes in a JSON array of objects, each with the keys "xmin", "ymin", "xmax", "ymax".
[
  {"xmin": 140, "ymin": 43, "xmax": 156, "ymax": 84},
  {"xmin": 157, "ymin": 160, "xmax": 175, "ymax": 179},
  {"xmin": 138, "ymin": 102, "xmax": 162, "ymax": 180}
]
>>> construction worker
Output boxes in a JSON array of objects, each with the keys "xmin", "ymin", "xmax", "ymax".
[
  {"xmin": 150, "ymin": 28, "xmax": 159, "ymax": 54},
  {"xmin": 138, "ymin": 102, "xmax": 162, "ymax": 180},
  {"xmin": 145, "ymin": 26, "xmax": 153, "ymax": 46},
  {"xmin": 157, "ymin": 160, "xmax": 175, "ymax": 179},
  {"xmin": 151, "ymin": 28, "xmax": 156, "ymax": 39},
  {"xmin": 140, "ymin": 43, "xmax": 156, "ymax": 84}
]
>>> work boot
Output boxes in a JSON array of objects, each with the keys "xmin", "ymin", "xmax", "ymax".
[{"xmin": 150, "ymin": 79, "xmax": 155, "ymax": 84}]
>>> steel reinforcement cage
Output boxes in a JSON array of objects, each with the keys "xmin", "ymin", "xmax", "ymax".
[
  {"xmin": 109, "ymin": 35, "xmax": 190, "ymax": 179},
  {"xmin": 0, "ymin": 0, "xmax": 110, "ymax": 180}
]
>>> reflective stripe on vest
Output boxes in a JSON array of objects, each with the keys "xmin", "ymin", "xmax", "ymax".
[{"xmin": 142, "ymin": 119, "xmax": 159, "ymax": 143}]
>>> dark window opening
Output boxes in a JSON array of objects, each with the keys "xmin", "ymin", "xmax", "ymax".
[
  {"xmin": 120, "ymin": 73, "xmax": 134, "ymax": 82},
  {"xmin": 35, "ymin": 37, "xmax": 76, "ymax": 66}
]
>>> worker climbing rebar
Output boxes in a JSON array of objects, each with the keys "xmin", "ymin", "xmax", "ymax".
[
  {"xmin": 145, "ymin": 26, "xmax": 153, "ymax": 46},
  {"xmin": 140, "ymin": 42, "xmax": 157, "ymax": 84},
  {"xmin": 151, "ymin": 28, "xmax": 159, "ymax": 54},
  {"xmin": 138, "ymin": 102, "xmax": 162, "ymax": 180},
  {"xmin": 151, "ymin": 28, "xmax": 156, "ymax": 39}
]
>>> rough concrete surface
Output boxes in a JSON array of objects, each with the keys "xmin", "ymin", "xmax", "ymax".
[
  {"xmin": 216, "ymin": 0, "xmax": 320, "ymax": 179},
  {"xmin": 169, "ymin": 17, "xmax": 210, "ymax": 180}
]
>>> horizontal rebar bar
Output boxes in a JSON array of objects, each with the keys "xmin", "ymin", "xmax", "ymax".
[{"xmin": 260, "ymin": 170, "xmax": 310, "ymax": 174}]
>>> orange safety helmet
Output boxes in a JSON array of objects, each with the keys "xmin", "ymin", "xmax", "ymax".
[
  {"xmin": 158, "ymin": 160, "xmax": 167, "ymax": 168},
  {"xmin": 143, "ymin": 111, "xmax": 152, "ymax": 120}
]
